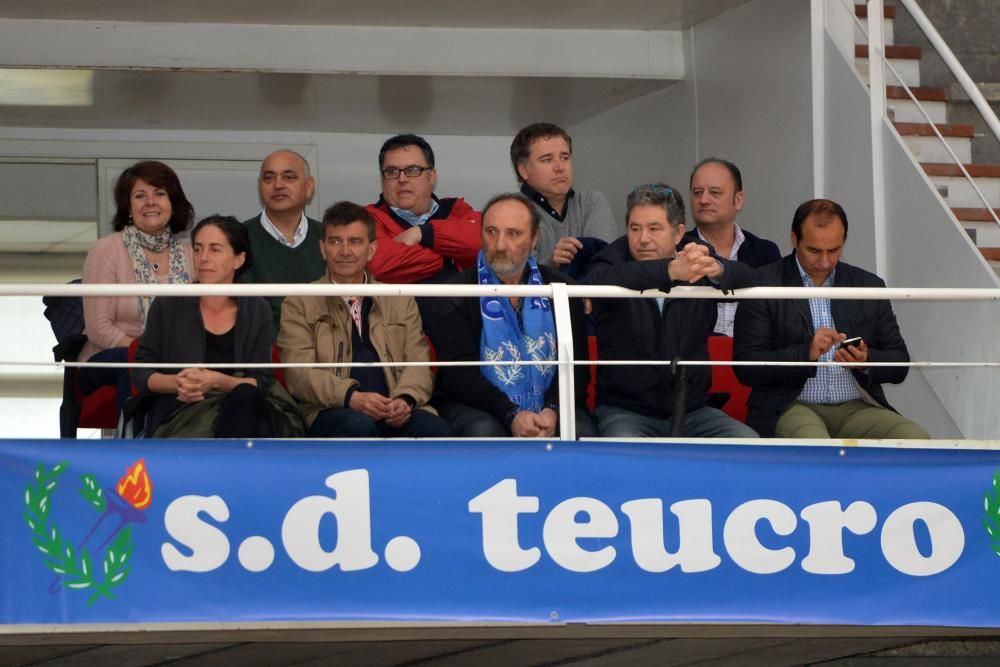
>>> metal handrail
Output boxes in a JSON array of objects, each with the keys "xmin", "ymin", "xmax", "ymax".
[
  {"xmin": 843, "ymin": 0, "xmax": 1000, "ymax": 232},
  {"xmin": 10, "ymin": 281, "xmax": 1000, "ymax": 440},
  {"xmin": 7, "ymin": 282, "xmax": 1000, "ymax": 300},
  {"xmin": 899, "ymin": 0, "xmax": 1000, "ymax": 146}
]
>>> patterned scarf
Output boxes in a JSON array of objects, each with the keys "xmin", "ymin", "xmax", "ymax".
[
  {"xmin": 121, "ymin": 224, "xmax": 191, "ymax": 328},
  {"xmin": 477, "ymin": 251, "xmax": 556, "ymax": 412}
]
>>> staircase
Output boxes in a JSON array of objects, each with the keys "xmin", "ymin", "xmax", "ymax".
[{"xmin": 854, "ymin": 3, "xmax": 1000, "ymax": 270}]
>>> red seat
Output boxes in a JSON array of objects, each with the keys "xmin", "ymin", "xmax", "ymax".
[
  {"xmin": 707, "ymin": 335, "xmax": 750, "ymax": 423},
  {"xmin": 75, "ymin": 383, "xmax": 117, "ymax": 430},
  {"xmin": 67, "ymin": 338, "xmax": 140, "ymax": 436},
  {"xmin": 587, "ymin": 335, "xmax": 598, "ymax": 412},
  {"xmin": 272, "ymin": 345, "xmax": 287, "ymax": 389}
]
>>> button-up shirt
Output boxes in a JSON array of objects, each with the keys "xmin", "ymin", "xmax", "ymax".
[
  {"xmin": 521, "ymin": 183, "xmax": 575, "ymax": 221},
  {"xmin": 698, "ymin": 224, "xmax": 745, "ymax": 336},
  {"xmin": 259, "ymin": 210, "xmax": 308, "ymax": 249},
  {"xmin": 391, "ymin": 199, "xmax": 440, "ymax": 227},
  {"xmin": 796, "ymin": 258, "xmax": 861, "ymax": 404}
]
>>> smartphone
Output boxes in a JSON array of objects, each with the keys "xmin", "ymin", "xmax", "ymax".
[{"xmin": 838, "ymin": 336, "xmax": 863, "ymax": 350}]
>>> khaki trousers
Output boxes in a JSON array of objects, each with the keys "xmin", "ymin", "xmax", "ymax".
[{"xmin": 775, "ymin": 400, "xmax": 929, "ymax": 439}]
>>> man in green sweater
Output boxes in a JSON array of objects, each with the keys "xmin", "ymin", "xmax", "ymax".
[{"xmin": 242, "ymin": 149, "xmax": 326, "ymax": 332}]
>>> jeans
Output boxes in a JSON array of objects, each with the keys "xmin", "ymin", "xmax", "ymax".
[
  {"xmin": 447, "ymin": 403, "xmax": 598, "ymax": 438},
  {"xmin": 308, "ymin": 407, "xmax": 452, "ymax": 438},
  {"xmin": 595, "ymin": 404, "xmax": 758, "ymax": 438}
]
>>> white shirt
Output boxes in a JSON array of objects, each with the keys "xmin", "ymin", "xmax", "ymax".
[
  {"xmin": 259, "ymin": 210, "xmax": 309, "ymax": 249},
  {"xmin": 698, "ymin": 224, "xmax": 745, "ymax": 336}
]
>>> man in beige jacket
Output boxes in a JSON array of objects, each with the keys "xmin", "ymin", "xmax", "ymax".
[{"xmin": 278, "ymin": 201, "xmax": 451, "ymax": 437}]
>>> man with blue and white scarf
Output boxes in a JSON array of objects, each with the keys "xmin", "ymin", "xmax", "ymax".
[{"xmin": 431, "ymin": 193, "xmax": 595, "ymax": 438}]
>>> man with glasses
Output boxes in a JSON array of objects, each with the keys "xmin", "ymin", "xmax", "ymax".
[
  {"xmin": 366, "ymin": 134, "xmax": 481, "ymax": 322},
  {"xmin": 584, "ymin": 183, "xmax": 758, "ymax": 438},
  {"xmin": 511, "ymin": 122, "xmax": 618, "ymax": 279}
]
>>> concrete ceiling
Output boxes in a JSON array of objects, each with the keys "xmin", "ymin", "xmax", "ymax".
[{"xmin": 0, "ymin": 0, "xmax": 751, "ymax": 30}]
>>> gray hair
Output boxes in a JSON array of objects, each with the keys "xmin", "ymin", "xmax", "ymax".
[{"xmin": 625, "ymin": 182, "xmax": 686, "ymax": 228}]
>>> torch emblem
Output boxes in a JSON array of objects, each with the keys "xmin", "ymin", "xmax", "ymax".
[{"xmin": 23, "ymin": 459, "xmax": 153, "ymax": 604}]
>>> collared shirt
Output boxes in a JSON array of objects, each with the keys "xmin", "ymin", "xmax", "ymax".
[
  {"xmin": 520, "ymin": 183, "xmax": 576, "ymax": 221},
  {"xmin": 391, "ymin": 199, "xmax": 440, "ymax": 227},
  {"xmin": 259, "ymin": 210, "xmax": 309, "ymax": 249},
  {"xmin": 796, "ymin": 258, "xmax": 861, "ymax": 405},
  {"xmin": 331, "ymin": 273, "xmax": 369, "ymax": 336},
  {"xmin": 699, "ymin": 224, "xmax": 745, "ymax": 336}
]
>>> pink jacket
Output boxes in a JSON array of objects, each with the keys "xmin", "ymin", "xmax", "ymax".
[{"xmin": 80, "ymin": 232, "xmax": 193, "ymax": 361}]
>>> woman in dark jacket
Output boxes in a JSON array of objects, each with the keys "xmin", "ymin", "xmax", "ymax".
[{"xmin": 131, "ymin": 215, "xmax": 303, "ymax": 438}]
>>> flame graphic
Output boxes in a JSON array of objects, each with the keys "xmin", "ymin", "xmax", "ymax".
[{"xmin": 116, "ymin": 459, "xmax": 152, "ymax": 510}]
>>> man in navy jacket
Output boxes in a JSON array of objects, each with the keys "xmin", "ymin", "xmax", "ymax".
[
  {"xmin": 686, "ymin": 158, "xmax": 781, "ymax": 335},
  {"xmin": 733, "ymin": 199, "xmax": 928, "ymax": 439},
  {"xmin": 585, "ymin": 183, "xmax": 758, "ymax": 438}
]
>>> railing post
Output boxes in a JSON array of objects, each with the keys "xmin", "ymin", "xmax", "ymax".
[
  {"xmin": 550, "ymin": 282, "xmax": 576, "ymax": 441},
  {"xmin": 868, "ymin": 0, "xmax": 889, "ymax": 279},
  {"xmin": 811, "ymin": 0, "xmax": 826, "ymax": 198}
]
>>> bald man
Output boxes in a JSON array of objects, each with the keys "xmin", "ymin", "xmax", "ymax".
[{"xmin": 242, "ymin": 149, "xmax": 326, "ymax": 331}]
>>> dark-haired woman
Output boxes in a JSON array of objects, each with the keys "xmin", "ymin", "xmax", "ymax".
[
  {"xmin": 131, "ymin": 215, "xmax": 304, "ymax": 438},
  {"xmin": 79, "ymin": 161, "xmax": 194, "ymax": 408}
]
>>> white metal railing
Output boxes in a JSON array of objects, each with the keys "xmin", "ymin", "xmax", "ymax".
[
  {"xmin": 899, "ymin": 0, "xmax": 1000, "ymax": 145},
  {"xmin": 848, "ymin": 0, "xmax": 1000, "ymax": 240},
  {"xmin": 10, "ymin": 282, "xmax": 1000, "ymax": 441}
]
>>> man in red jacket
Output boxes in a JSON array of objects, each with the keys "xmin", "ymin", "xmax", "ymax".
[{"xmin": 366, "ymin": 135, "xmax": 481, "ymax": 323}]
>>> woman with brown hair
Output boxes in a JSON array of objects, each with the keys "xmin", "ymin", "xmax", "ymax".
[{"xmin": 78, "ymin": 161, "xmax": 194, "ymax": 408}]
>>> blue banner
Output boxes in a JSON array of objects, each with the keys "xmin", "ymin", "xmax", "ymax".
[{"xmin": 2, "ymin": 439, "xmax": 1000, "ymax": 627}]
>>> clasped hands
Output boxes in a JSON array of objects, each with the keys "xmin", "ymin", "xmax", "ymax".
[
  {"xmin": 349, "ymin": 391, "xmax": 413, "ymax": 427},
  {"xmin": 667, "ymin": 243, "xmax": 724, "ymax": 283},
  {"xmin": 809, "ymin": 327, "xmax": 869, "ymax": 367},
  {"xmin": 511, "ymin": 408, "xmax": 558, "ymax": 438},
  {"xmin": 176, "ymin": 367, "xmax": 225, "ymax": 403}
]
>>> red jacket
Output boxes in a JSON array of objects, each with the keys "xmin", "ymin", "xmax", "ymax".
[{"xmin": 366, "ymin": 197, "xmax": 481, "ymax": 284}]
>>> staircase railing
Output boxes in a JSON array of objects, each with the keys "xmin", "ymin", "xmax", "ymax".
[{"xmin": 847, "ymin": 0, "xmax": 1000, "ymax": 272}]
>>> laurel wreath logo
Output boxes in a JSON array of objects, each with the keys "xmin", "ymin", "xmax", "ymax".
[
  {"xmin": 983, "ymin": 471, "xmax": 1000, "ymax": 557},
  {"xmin": 23, "ymin": 462, "xmax": 134, "ymax": 605}
]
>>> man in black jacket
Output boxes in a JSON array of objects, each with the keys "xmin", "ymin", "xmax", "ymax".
[
  {"xmin": 686, "ymin": 158, "xmax": 781, "ymax": 336},
  {"xmin": 733, "ymin": 199, "xmax": 928, "ymax": 439},
  {"xmin": 584, "ymin": 183, "xmax": 758, "ymax": 438},
  {"xmin": 430, "ymin": 192, "xmax": 595, "ymax": 438}
]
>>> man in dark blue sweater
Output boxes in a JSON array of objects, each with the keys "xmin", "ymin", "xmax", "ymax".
[{"xmin": 686, "ymin": 158, "xmax": 781, "ymax": 335}]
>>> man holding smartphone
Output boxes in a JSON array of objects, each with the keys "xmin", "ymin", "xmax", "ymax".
[{"xmin": 733, "ymin": 199, "xmax": 929, "ymax": 439}]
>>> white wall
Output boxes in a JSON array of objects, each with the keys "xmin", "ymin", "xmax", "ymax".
[
  {"xmin": 569, "ymin": 0, "xmax": 815, "ymax": 245},
  {"xmin": 820, "ymin": 32, "xmax": 878, "ymax": 271},
  {"xmin": 568, "ymin": 82, "xmax": 695, "ymax": 227},
  {"xmin": 688, "ymin": 0, "xmax": 815, "ymax": 253},
  {"xmin": 0, "ymin": 127, "xmax": 518, "ymax": 220},
  {"xmin": 882, "ymin": 119, "xmax": 999, "ymax": 438}
]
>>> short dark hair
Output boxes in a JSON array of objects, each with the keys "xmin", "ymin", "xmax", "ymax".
[
  {"xmin": 322, "ymin": 201, "xmax": 377, "ymax": 241},
  {"xmin": 510, "ymin": 122, "xmax": 573, "ymax": 182},
  {"xmin": 481, "ymin": 192, "xmax": 541, "ymax": 235},
  {"xmin": 791, "ymin": 198, "xmax": 849, "ymax": 241},
  {"xmin": 378, "ymin": 134, "xmax": 435, "ymax": 170},
  {"xmin": 112, "ymin": 160, "xmax": 194, "ymax": 234},
  {"xmin": 689, "ymin": 157, "xmax": 743, "ymax": 192},
  {"xmin": 626, "ymin": 183, "xmax": 686, "ymax": 229},
  {"xmin": 191, "ymin": 215, "xmax": 251, "ymax": 280}
]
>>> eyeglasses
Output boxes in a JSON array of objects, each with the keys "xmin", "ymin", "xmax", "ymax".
[{"xmin": 381, "ymin": 165, "xmax": 433, "ymax": 179}]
